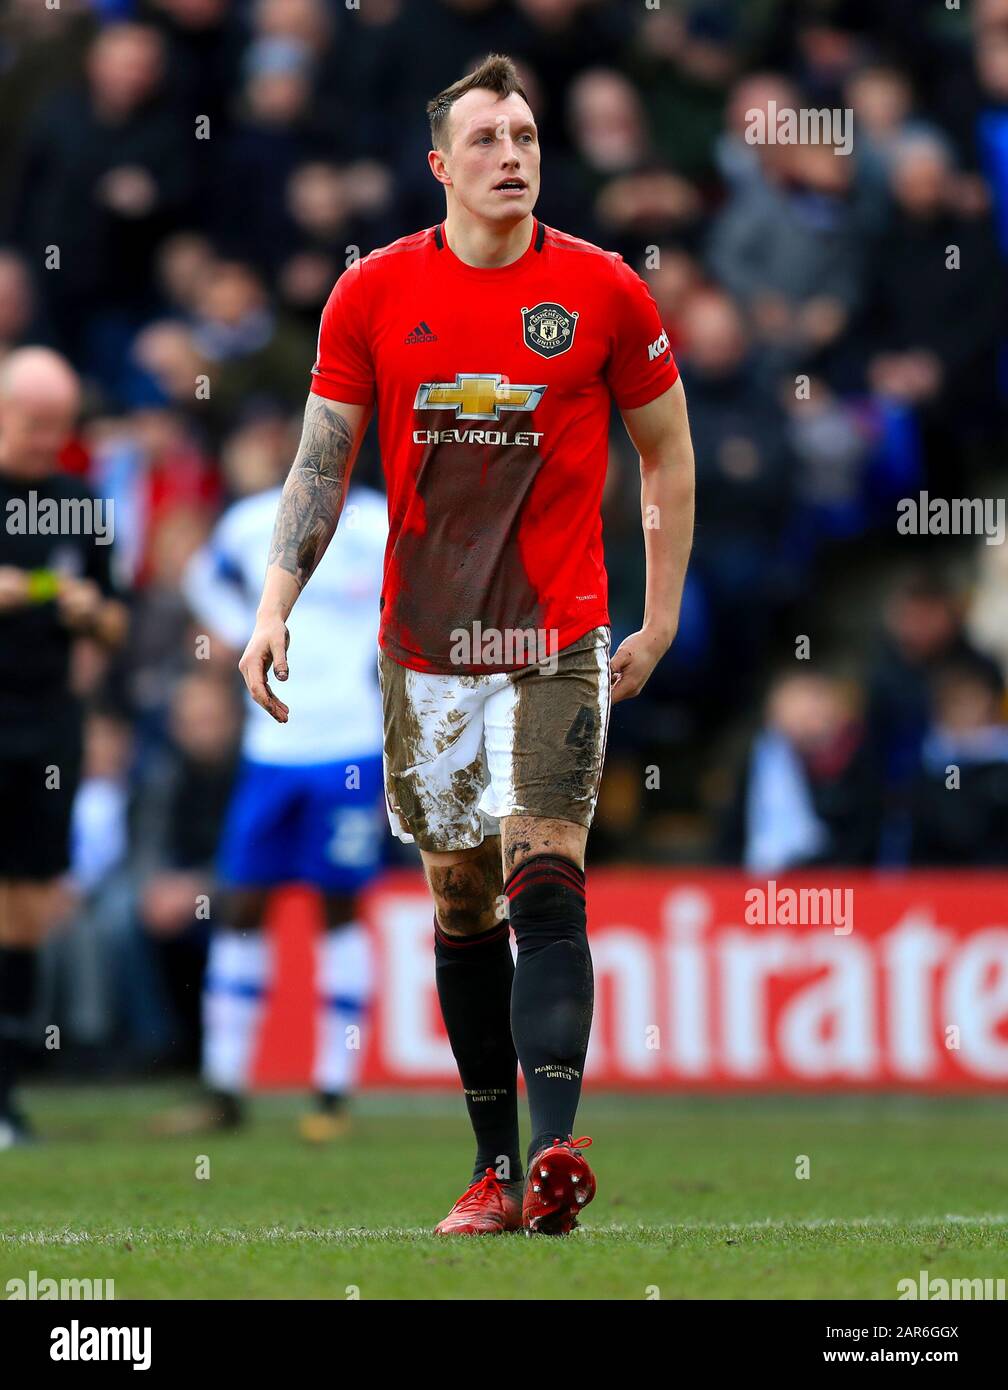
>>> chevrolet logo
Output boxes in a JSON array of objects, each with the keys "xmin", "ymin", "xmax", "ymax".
[{"xmin": 414, "ymin": 373, "xmax": 546, "ymax": 421}]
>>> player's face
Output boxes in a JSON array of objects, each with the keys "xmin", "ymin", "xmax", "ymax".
[{"xmin": 440, "ymin": 91, "xmax": 540, "ymax": 225}]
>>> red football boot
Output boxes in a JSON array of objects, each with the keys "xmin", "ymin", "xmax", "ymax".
[
  {"xmin": 522, "ymin": 1135, "xmax": 596, "ymax": 1235},
  {"xmin": 433, "ymin": 1169, "xmax": 523, "ymax": 1236}
]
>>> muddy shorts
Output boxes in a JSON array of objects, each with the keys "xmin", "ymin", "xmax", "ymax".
[{"xmin": 378, "ymin": 626, "xmax": 612, "ymax": 852}]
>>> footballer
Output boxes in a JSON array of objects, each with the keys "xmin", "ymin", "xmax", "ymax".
[
  {"xmin": 239, "ymin": 55, "xmax": 695, "ymax": 1235},
  {"xmin": 172, "ymin": 477, "xmax": 387, "ymax": 1142}
]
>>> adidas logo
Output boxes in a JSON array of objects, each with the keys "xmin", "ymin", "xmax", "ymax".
[{"xmin": 405, "ymin": 320, "xmax": 437, "ymax": 345}]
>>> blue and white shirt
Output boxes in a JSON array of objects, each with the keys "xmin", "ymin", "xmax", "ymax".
[{"xmin": 184, "ymin": 484, "xmax": 387, "ymax": 766}]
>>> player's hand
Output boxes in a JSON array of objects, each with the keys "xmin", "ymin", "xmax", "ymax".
[
  {"xmin": 609, "ymin": 624, "xmax": 674, "ymax": 705},
  {"xmin": 0, "ymin": 567, "xmax": 30, "ymax": 612},
  {"xmin": 56, "ymin": 576, "xmax": 103, "ymax": 631},
  {"xmin": 238, "ymin": 614, "xmax": 291, "ymax": 723}
]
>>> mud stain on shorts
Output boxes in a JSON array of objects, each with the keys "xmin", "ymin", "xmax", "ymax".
[
  {"xmin": 380, "ymin": 648, "xmax": 488, "ymax": 850},
  {"xmin": 379, "ymin": 628, "xmax": 609, "ymax": 849},
  {"xmin": 378, "ymin": 653, "xmax": 421, "ymax": 769},
  {"xmin": 508, "ymin": 627, "xmax": 608, "ymax": 826}
]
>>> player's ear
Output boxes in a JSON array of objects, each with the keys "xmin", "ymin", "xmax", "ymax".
[{"xmin": 428, "ymin": 148, "xmax": 452, "ymax": 187}]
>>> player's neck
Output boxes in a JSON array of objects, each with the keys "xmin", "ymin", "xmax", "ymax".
[{"xmin": 442, "ymin": 211, "xmax": 534, "ymax": 269}]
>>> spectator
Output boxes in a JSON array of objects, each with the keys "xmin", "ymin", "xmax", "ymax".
[
  {"xmin": 568, "ymin": 70, "xmax": 703, "ymax": 251},
  {"xmin": 154, "ymin": 232, "xmax": 218, "ymax": 318},
  {"xmin": 88, "ymin": 408, "xmax": 218, "ymax": 589},
  {"xmin": 0, "ymin": 0, "xmax": 95, "ymax": 200},
  {"xmin": 8, "ymin": 23, "xmax": 196, "ymax": 359},
  {"xmin": 782, "ymin": 375, "xmax": 879, "ymax": 544},
  {"xmin": 844, "ymin": 63, "xmax": 945, "ymax": 240},
  {"xmin": 188, "ymin": 261, "xmax": 314, "ymax": 433},
  {"xmin": 865, "ymin": 132, "xmax": 1006, "ymax": 482},
  {"xmin": 0, "ymin": 250, "xmax": 36, "ymax": 360},
  {"xmin": 627, "ymin": 4, "xmax": 739, "ymax": 183},
  {"xmin": 677, "ymin": 287, "xmax": 796, "ymax": 695},
  {"xmin": 721, "ymin": 671, "xmax": 881, "ymax": 871},
  {"xmin": 218, "ymin": 411, "xmax": 301, "ymax": 501},
  {"xmin": 867, "ymin": 569, "xmax": 1003, "ymax": 797},
  {"xmin": 141, "ymin": 0, "xmax": 237, "ymax": 136},
  {"xmin": 909, "ymin": 657, "xmax": 1008, "ymax": 865},
  {"xmin": 278, "ymin": 160, "xmax": 398, "ymax": 325},
  {"xmin": 708, "ymin": 137, "xmax": 866, "ymax": 378},
  {"xmin": 210, "ymin": 33, "xmax": 326, "ymax": 270},
  {"xmin": 715, "ymin": 72, "xmax": 802, "ymax": 192}
]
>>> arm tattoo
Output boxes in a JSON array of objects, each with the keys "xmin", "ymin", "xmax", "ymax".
[{"xmin": 268, "ymin": 395, "xmax": 353, "ymax": 588}]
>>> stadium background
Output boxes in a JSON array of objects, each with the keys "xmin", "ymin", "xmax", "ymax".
[{"xmin": 2, "ymin": 0, "xmax": 1008, "ymax": 1095}]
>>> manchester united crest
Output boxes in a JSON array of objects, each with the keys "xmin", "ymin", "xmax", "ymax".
[{"xmin": 521, "ymin": 302, "xmax": 579, "ymax": 358}]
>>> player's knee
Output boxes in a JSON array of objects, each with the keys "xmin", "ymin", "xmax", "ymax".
[
  {"xmin": 425, "ymin": 843, "xmax": 502, "ymax": 937},
  {"xmin": 505, "ymin": 854, "xmax": 587, "ymax": 945},
  {"xmin": 433, "ymin": 894, "xmax": 496, "ymax": 937},
  {"xmin": 427, "ymin": 865, "xmax": 498, "ymax": 936}
]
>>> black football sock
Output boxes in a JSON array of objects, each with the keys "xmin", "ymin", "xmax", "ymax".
[
  {"xmin": 0, "ymin": 945, "xmax": 39, "ymax": 1117},
  {"xmin": 434, "ymin": 914, "xmax": 523, "ymax": 1184},
  {"xmin": 507, "ymin": 855, "xmax": 593, "ymax": 1168}
]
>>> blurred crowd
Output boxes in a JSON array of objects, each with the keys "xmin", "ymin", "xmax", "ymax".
[{"xmin": 1, "ymin": 0, "xmax": 1008, "ymax": 1061}]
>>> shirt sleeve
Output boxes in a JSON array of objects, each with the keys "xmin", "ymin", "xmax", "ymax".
[
  {"xmin": 310, "ymin": 259, "xmax": 376, "ymax": 406},
  {"xmin": 604, "ymin": 256, "xmax": 679, "ymax": 411}
]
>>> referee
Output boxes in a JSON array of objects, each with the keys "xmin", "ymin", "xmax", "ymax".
[{"xmin": 0, "ymin": 348, "xmax": 126, "ymax": 1148}]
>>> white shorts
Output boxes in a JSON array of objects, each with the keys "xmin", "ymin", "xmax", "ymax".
[{"xmin": 377, "ymin": 627, "xmax": 612, "ymax": 852}]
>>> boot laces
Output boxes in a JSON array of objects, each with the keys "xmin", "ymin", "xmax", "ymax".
[
  {"xmin": 548, "ymin": 1134, "xmax": 592, "ymax": 1152},
  {"xmin": 451, "ymin": 1168, "xmax": 505, "ymax": 1213}
]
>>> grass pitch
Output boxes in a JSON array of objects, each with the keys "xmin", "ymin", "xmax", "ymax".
[{"xmin": 2, "ymin": 1086, "xmax": 1007, "ymax": 1299}]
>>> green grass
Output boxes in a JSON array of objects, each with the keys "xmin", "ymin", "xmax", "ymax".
[{"xmin": 2, "ymin": 1087, "xmax": 1007, "ymax": 1299}]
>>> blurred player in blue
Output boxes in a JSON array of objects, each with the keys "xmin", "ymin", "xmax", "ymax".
[{"xmin": 177, "ymin": 468, "xmax": 387, "ymax": 1140}]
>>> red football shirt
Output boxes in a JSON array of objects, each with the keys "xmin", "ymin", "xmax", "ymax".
[{"xmin": 311, "ymin": 217, "xmax": 679, "ymax": 674}]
